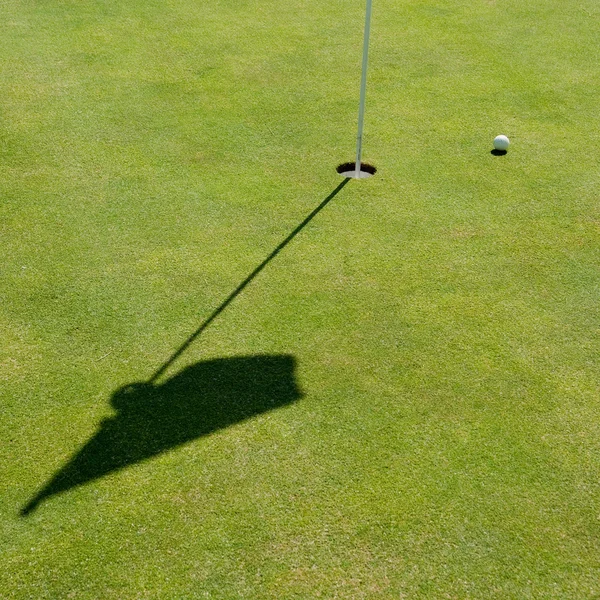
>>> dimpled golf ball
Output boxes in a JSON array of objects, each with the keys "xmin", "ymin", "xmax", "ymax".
[{"xmin": 493, "ymin": 135, "xmax": 510, "ymax": 151}]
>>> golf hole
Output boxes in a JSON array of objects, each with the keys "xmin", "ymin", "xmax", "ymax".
[{"xmin": 337, "ymin": 162, "xmax": 377, "ymax": 179}]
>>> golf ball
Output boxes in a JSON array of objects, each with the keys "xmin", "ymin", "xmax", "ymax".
[{"xmin": 493, "ymin": 135, "xmax": 510, "ymax": 151}]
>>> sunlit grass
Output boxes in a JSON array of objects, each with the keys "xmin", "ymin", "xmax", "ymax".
[{"xmin": 1, "ymin": 0, "xmax": 599, "ymax": 597}]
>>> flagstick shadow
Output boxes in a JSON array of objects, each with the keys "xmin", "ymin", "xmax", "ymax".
[
  {"xmin": 148, "ymin": 177, "xmax": 350, "ymax": 384},
  {"xmin": 21, "ymin": 179, "xmax": 349, "ymax": 516}
]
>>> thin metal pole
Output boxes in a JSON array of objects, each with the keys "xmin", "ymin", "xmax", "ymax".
[{"xmin": 355, "ymin": 0, "xmax": 373, "ymax": 178}]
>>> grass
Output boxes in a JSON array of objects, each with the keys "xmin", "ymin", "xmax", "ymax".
[{"xmin": 1, "ymin": 0, "xmax": 599, "ymax": 597}]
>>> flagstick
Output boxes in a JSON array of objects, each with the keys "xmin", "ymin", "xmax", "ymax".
[{"xmin": 355, "ymin": 0, "xmax": 373, "ymax": 179}]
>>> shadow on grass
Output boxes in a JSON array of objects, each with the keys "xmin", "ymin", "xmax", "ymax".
[
  {"xmin": 148, "ymin": 177, "xmax": 350, "ymax": 383},
  {"xmin": 21, "ymin": 354, "xmax": 301, "ymax": 516},
  {"xmin": 22, "ymin": 180, "xmax": 351, "ymax": 515}
]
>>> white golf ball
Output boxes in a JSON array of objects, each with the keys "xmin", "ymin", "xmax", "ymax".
[{"xmin": 493, "ymin": 135, "xmax": 510, "ymax": 151}]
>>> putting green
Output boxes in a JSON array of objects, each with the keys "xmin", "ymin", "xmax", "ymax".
[{"xmin": 1, "ymin": 0, "xmax": 599, "ymax": 598}]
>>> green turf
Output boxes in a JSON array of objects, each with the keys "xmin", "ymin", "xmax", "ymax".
[{"xmin": 1, "ymin": 0, "xmax": 599, "ymax": 597}]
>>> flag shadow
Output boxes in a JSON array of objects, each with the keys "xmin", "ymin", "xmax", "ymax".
[
  {"xmin": 21, "ymin": 354, "xmax": 301, "ymax": 516},
  {"xmin": 22, "ymin": 179, "xmax": 351, "ymax": 515}
]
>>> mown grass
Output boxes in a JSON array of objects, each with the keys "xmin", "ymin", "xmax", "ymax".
[{"xmin": 1, "ymin": 0, "xmax": 599, "ymax": 597}]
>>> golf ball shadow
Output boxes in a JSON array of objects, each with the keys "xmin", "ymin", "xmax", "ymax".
[{"xmin": 491, "ymin": 149, "xmax": 507, "ymax": 156}]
